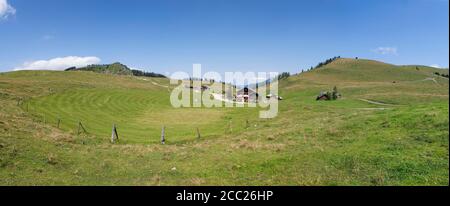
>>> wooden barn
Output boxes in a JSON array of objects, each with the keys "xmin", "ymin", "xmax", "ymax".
[{"xmin": 236, "ymin": 87, "xmax": 259, "ymax": 103}]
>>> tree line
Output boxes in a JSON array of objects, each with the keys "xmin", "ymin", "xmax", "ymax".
[
  {"xmin": 131, "ymin": 69, "xmax": 166, "ymax": 78},
  {"xmin": 434, "ymin": 72, "xmax": 449, "ymax": 79},
  {"xmin": 315, "ymin": 56, "xmax": 341, "ymax": 69},
  {"xmin": 301, "ymin": 56, "xmax": 342, "ymax": 72}
]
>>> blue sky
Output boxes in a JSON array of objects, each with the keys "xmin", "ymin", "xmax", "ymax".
[{"xmin": 0, "ymin": 0, "xmax": 448, "ymax": 75}]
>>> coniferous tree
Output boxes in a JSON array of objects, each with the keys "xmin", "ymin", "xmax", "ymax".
[{"xmin": 332, "ymin": 86, "xmax": 339, "ymax": 100}]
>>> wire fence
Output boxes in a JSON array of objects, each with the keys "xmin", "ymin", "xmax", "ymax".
[
  {"xmin": 17, "ymin": 97, "xmax": 262, "ymax": 145},
  {"xmin": 16, "ymin": 97, "xmax": 327, "ymax": 146}
]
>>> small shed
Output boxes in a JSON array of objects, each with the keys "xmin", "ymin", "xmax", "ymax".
[{"xmin": 316, "ymin": 90, "xmax": 341, "ymax": 101}]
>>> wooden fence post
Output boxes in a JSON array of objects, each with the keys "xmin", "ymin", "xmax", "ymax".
[
  {"xmin": 111, "ymin": 124, "xmax": 119, "ymax": 143},
  {"xmin": 111, "ymin": 124, "xmax": 116, "ymax": 143},
  {"xmin": 114, "ymin": 125, "xmax": 119, "ymax": 141},
  {"xmin": 246, "ymin": 119, "xmax": 250, "ymax": 129},
  {"xmin": 77, "ymin": 121, "xmax": 87, "ymax": 135},
  {"xmin": 196, "ymin": 127, "xmax": 201, "ymax": 139},
  {"xmin": 161, "ymin": 126, "xmax": 165, "ymax": 145},
  {"xmin": 57, "ymin": 118, "xmax": 61, "ymax": 128}
]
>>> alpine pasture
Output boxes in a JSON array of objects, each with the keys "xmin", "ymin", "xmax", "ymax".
[{"xmin": 0, "ymin": 58, "xmax": 448, "ymax": 185}]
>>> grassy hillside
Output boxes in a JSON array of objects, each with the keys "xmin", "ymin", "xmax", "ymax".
[
  {"xmin": 296, "ymin": 58, "xmax": 448, "ymax": 83},
  {"xmin": 0, "ymin": 58, "xmax": 448, "ymax": 185},
  {"xmin": 283, "ymin": 58, "xmax": 449, "ymax": 105}
]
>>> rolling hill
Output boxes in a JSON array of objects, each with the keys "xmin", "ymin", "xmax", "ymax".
[
  {"xmin": 0, "ymin": 58, "xmax": 448, "ymax": 185},
  {"xmin": 65, "ymin": 62, "xmax": 134, "ymax": 75},
  {"xmin": 65, "ymin": 62, "xmax": 166, "ymax": 78}
]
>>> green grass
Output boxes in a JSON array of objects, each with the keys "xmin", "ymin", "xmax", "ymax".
[{"xmin": 0, "ymin": 58, "xmax": 448, "ymax": 185}]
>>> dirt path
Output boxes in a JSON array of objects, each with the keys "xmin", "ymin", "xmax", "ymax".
[
  {"xmin": 151, "ymin": 81, "xmax": 169, "ymax": 88},
  {"xmin": 421, "ymin": 77, "xmax": 439, "ymax": 85},
  {"xmin": 358, "ymin": 99, "xmax": 397, "ymax": 106},
  {"xmin": 357, "ymin": 108, "xmax": 390, "ymax": 111}
]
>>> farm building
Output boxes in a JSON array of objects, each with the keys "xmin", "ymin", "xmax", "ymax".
[{"xmin": 236, "ymin": 87, "xmax": 259, "ymax": 103}]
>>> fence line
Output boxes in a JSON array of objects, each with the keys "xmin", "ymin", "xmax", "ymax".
[{"xmin": 16, "ymin": 100, "xmax": 264, "ymax": 144}]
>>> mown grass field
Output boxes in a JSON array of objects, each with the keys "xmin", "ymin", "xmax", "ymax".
[{"xmin": 0, "ymin": 58, "xmax": 448, "ymax": 185}]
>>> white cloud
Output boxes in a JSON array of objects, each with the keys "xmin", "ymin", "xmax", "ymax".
[
  {"xmin": 14, "ymin": 56, "xmax": 101, "ymax": 71},
  {"xmin": 372, "ymin": 47, "xmax": 398, "ymax": 55},
  {"xmin": 430, "ymin": 64, "xmax": 442, "ymax": 68},
  {"xmin": 0, "ymin": 0, "xmax": 16, "ymax": 20}
]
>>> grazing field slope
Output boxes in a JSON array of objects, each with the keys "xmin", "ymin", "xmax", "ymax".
[{"xmin": 0, "ymin": 58, "xmax": 448, "ymax": 185}]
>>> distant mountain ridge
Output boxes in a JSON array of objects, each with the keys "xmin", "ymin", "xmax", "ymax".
[{"xmin": 65, "ymin": 62, "xmax": 166, "ymax": 78}]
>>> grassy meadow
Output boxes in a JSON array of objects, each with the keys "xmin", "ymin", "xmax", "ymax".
[{"xmin": 0, "ymin": 58, "xmax": 448, "ymax": 185}]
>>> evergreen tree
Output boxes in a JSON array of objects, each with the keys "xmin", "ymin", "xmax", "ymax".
[{"xmin": 332, "ymin": 86, "xmax": 339, "ymax": 100}]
